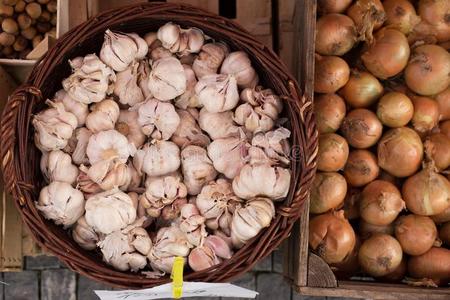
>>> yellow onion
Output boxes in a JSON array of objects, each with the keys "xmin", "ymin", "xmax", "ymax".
[
  {"xmin": 342, "ymin": 188, "xmax": 361, "ymax": 220},
  {"xmin": 376, "ymin": 92, "xmax": 414, "ymax": 128},
  {"xmin": 359, "ymin": 219, "xmax": 395, "ymax": 240},
  {"xmin": 424, "ymin": 133, "xmax": 450, "ymax": 171},
  {"xmin": 431, "ymin": 206, "xmax": 450, "ymax": 224},
  {"xmin": 340, "ymin": 70, "xmax": 383, "ymax": 108},
  {"xmin": 331, "ymin": 237, "xmax": 361, "ymax": 279},
  {"xmin": 417, "ymin": 0, "xmax": 450, "ymax": 43},
  {"xmin": 310, "ymin": 172, "xmax": 347, "ymax": 214},
  {"xmin": 314, "ymin": 93, "xmax": 346, "ymax": 134},
  {"xmin": 341, "ymin": 108, "xmax": 383, "ymax": 149},
  {"xmin": 382, "ymin": 0, "xmax": 421, "ymax": 34},
  {"xmin": 380, "ymin": 257, "xmax": 407, "ymax": 282},
  {"xmin": 314, "ymin": 55, "xmax": 350, "ymax": 93},
  {"xmin": 439, "ymin": 222, "xmax": 450, "ymax": 246},
  {"xmin": 318, "ymin": 0, "xmax": 353, "ymax": 14},
  {"xmin": 436, "ymin": 87, "xmax": 450, "ymax": 121},
  {"xmin": 317, "ymin": 133, "xmax": 349, "ymax": 172},
  {"xmin": 347, "ymin": 0, "xmax": 386, "ymax": 42},
  {"xmin": 315, "ymin": 14, "xmax": 357, "ymax": 56},
  {"xmin": 378, "ymin": 170, "xmax": 401, "ymax": 188},
  {"xmin": 343, "ymin": 149, "xmax": 379, "ymax": 187},
  {"xmin": 411, "ymin": 96, "xmax": 440, "ymax": 133},
  {"xmin": 395, "ymin": 215, "xmax": 438, "ymax": 256},
  {"xmin": 408, "ymin": 247, "xmax": 450, "ymax": 286},
  {"xmin": 440, "ymin": 120, "xmax": 450, "ymax": 139}
]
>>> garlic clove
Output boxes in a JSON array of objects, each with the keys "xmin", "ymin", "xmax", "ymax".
[
  {"xmin": 114, "ymin": 62, "xmax": 145, "ymax": 106},
  {"xmin": 251, "ymin": 127, "xmax": 291, "ymax": 165},
  {"xmin": 72, "ymin": 216, "xmax": 99, "ymax": 250},
  {"xmin": 171, "ymin": 109, "xmax": 210, "ymax": 148},
  {"xmin": 128, "ymin": 33, "xmax": 148, "ymax": 59},
  {"xmin": 85, "ymin": 99, "xmax": 120, "ymax": 133},
  {"xmin": 148, "ymin": 57, "xmax": 186, "ymax": 101},
  {"xmin": 188, "ymin": 246, "xmax": 219, "ymax": 271},
  {"xmin": 80, "ymin": 158, "xmax": 130, "ymax": 191},
  {"xmin": 157, "ymin": 22, "xmax": 180, "ymax": 51},
  {"xmin": 181, "ymin": 145, "xmax": 217, "ymax": 195},
  {"xmin": 192, "ymin": 42, "xmax": 228, "ymax": 79},
  {"xmin": 116, "ymin": 110, "xmax": 146, "ymax": 149},
  {"xmin": 198, "ymin": 108, "xmax": 240, "ymax": 140},
  {"xmin": 100, "ymin": 30, "xmax": 138, "ymax": 72},
  {"xmin": 204, "ymin": 235, "xmax": 233, "ymax": 259},
  {"xmin": 137, "ymin": 59, "xmax": 152, "ymax": 99},
  {"xmin": 174, "ymin": 64, "xmax": 200, "ymax": 109},
  {"xmin": 54, "ymin": 89, "xmax": 88, "ymax": 127},
  {"xmin": 195, "ymin": 74, "xmax": 239, "ymax": 113},
  {"xmin": 70, "ymin": 128, "xmax": 92, "ymax": 165},
  {"xmin": 220, "ymin": 51, "xmax": 259, "ymax": 88},
  {"xmin": 40, "ymin": 150, "xmax": 79, "ymax": 184},
  {"xmin": 234, "ymin": 103, "xmax": 274, "ymax": 133}
]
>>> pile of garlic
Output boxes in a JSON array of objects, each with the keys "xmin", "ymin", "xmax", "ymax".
[{"xmin": 33, "ymin": 22, "xmax": 292, "ymax": 275}]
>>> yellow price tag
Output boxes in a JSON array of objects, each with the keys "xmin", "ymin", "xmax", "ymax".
[{"xmin": 171, "ymin": 256, "xmax": 184, "ymax": 299}]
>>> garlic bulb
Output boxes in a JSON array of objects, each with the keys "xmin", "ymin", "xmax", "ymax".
[
  {"xmin": 133, "ymin": 141, "xmax": 180, "ymax": 177},
  {"xmin": 76, "ymin": 170, "xmax": 102, "ymax": 196},
  {"xmin": 72, "ymin": 216, "xmax": 99, "ymax": 250},
  {"xmin": 115, "ymin": 110, "xmax": 146, "ymax": 149},
  {"xmin": 33, "ymin": 100, "xmax": 78, "ymax": 152},
  {"xmin": 137, "ymin": 98, "xmax": 180, "ymax": 140},
  {"xmin": 71, "ymin": 128, "xmax": 92, "ymax": 165},
  {"xmin": 160, "ymin": 198, "xmax": 188, "ymax": 222},
  {"xmin": 174, "ymin": 65, "xmax": 200, "ymax": 109},
  {"xmin": 188, "ymin": 235, "xmax": 233, "ymax": 271},
  {"xmin": 121, "ymin": 163, "xmax": 142, "ymax": 192},
  {"xmin": 251, "ymin": 127, "xmax": 291, "ymax": 165},
  {"xmin": 232, "ymin": 163, "xmax": 291, "ymax": 200},
  {"xmin": 240, "ymin": 86, "xmax": 283, "ymax": 120},
  {"xmin": 85, "ymin": 99, "xmax": 120, "ymax": 133},
  {"xmin": 85, "ymin": 188, "xmax": 137, "ymax": 234},
  {"xmin": 40, "ymin": 150, "xmax": 79, "ymax": 184},
  {"xmin": 144, "ymin": 32, "xmax": 158, "ymax": 48},
  {"xmin": 138, "ymin": 59, "xmax": 152, "ymax": 99},
  {"xmin": 150, "ymin": 46, "xmax": 174, "ymax": 61},
  {"xmin": 171, "ymin": 109, "xmax": 210, "ymax": 148},
  {"xmin": 36, "ymin": 181, "xmax": 85, "ymax": 228},
  {"xmin": 179, "ymin": 203, "xmax": 207, "ymax": 247},
  {"xmin": 54, "ymin": 89, "xmax": 88, "ymax": 127},
  {"xmin": 198, "ymin": 108, "xmax": 240, "ymax": 140},
  {"xmin": 181, "ymin": 145, "xmax": 217, "ymax": 195},
  {"xmin": 114, "ymin": 62, "xmax": 145, "ymax": 106},
  {"xmin": 192, "ymin": 43, "xmax": 228, "ymax": 79},
  {"xmin": 157, "ymin": 22, "xmax": 204, "ymax": 55},
  {"xmin": 234, "ymin": 103, "xmax": 274, "ymax": 133},
  {"xmin": 231, "ymin": 198, "xmax": 275, "ymax": 248},
  {"xmin": 128, "ymin": 33, "xmax": 149, "ymax": 60},
  {"xmin": 221, "ymin": 51, "xmax": 258, "ymax": 88},
  {"xmin": 195, "ymin": 74, "xmax": 239, "ymax": 113},
  {"xmin": 148, "ymin": 57, "xmax": 186, "ymax": 101},
  {"xmin": 86, "ymin": 130, "xmax": 135, "ymax": 164},
  {"xmin": 80, "ymin": 158, "xmax": 130, "ymax": 191}
]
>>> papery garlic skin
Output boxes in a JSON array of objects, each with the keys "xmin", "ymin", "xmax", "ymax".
[
  {"xmin": 171, "ymin": 109, "xmax": 210, "ymax": 148},
  {"xmin": 251, "ymin": 127, "xmax": 291, "ymax": 165},
  {"xmin": 72, "ymin": 216, "xmax": 99, "ymax": 250},
  {"xmin": 54, "ymin": 89, "xmax": 88, "ymax": 127},
  {"xmin": 114, "ymin": 62, "xmax": 145, "ymax": 106},
  {"xmin": 181, "ymin": 145, "xmax": 218, "ymax": 195},
  {"xmin": 195, "ymin": 74, "xmax": 239, "ymax": 113},
  {"xmin": 36, "ymin": 181, "xmax": 85, "ymax": 228},
  {"xmin": 137, "ymin": 98, "xmax": 180, "ymax": 140},
  {"xmin": 40, "ymin": 150, "xmax": 79, "ymax": 184},
  {"xmin": 76, "ymin": 171, "xmax": 103, "ymax": 196},
  {"xmin": 133, "ymin": 141, "xmax": 180, "ymax": 177},
  {"xmin": 71, "ymin": 128, "xmax": 92, "ymax": 165},
  {"xmin": 192, "ymin": 43, "xmax": 228, "ymax": 79},
  {"xmin": 80, "ymin": 158, "xmax": 130, "ymax": 191},
  {"xmin": 221, "ymin": 51, "xmax": 259, "ymax": 88},
  {"xmin": 137, "ymin": 59, "xmax": 152, "ymax": 99},
  {"xmin": 86, "ymin": 130, "xmax": 135, "ymax": 164},
  {"xmin": 116, "ymin": 110, "xmax": 146, "ymax": 148},
  {"xmin": 179, "ymin": 203, "xmax": 207, "ymax": 247},
  {"xmin": 188, "ymin": 235, "xmax": 233, "ymax": 271},
  {"xmin": 33, "ymin": 101, "xmax": 78, "ymax": 152},
  {"xmin": 85, "ymin": 99, "xmax": 120, "ymax": 133},
  {"xmin": 100, "ymin": 30, "xmax": 138, "ymax": 72},
  {"xmin": 157, "ymin": 23, "xmax": 180, "ymax": 51},
  {"xmin": 148, "ymin": 57, "xmax": 186, "ymax": 101},
  {"xmin": 232, "ymin": 164, "xmax": 291, "ymax": 200},
  {"xmin": 128, "ymin": 33, "xmax": 149, "ymax": 60},
  {"xmin": 85, "ymin": 188, "xmax": 137, "ymax": 234},
  {"xmin": 174, "ymin": 65, "xmax": 200, "ymax": 109},
  {"xmin": 198, "ymin": 108, "xmax": 240, "ymax": 140},
  {"xmin": 234, "ymin": 103, "xmax": 274, "ymax": 133},
  {"xmin": 240, "ymin": 86, "xmax": 283, "ymax": 120},
  {"xmin": 157, "ymin": 22, "xmax": 204, "ymax": 55}
]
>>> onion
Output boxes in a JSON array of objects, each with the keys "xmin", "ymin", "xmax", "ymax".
[
  {"xmin": 402, "ymin": 165, "xmax": 450, "ymax": 216},
  {"xmin": 376, "ymin": 92, "xmax": 414, "ymax": 128},
  {"xmin": 382, "ymin": 0, "xmax": 421, "ymax": 34},
  {"xmin": 309, "ymin": 210, "xmax": 356, "ymax": 264},
  {"xmin": 405, "ymin": 45, "xmax": 450, "ymax": 96},
  {"xmin": 318, "ymin": 0, "xmax": 353, "ymax": 14},
  {"xmin": 310, "ymin": 172, "xmax": 347, "ymax": 214},
  {"xmin": 377, "ymin": 127, "xmax": 423, "ymax": 177},
  {"xmin": 395, "ymin": 215, "xmax": 438, "ymax": 255},
  {"xmin": 340, "ymin": 70, "xmax": 383, "ymax": 108},
  {"xmin": 358, "ymin": 233, "xmax": 403, "ymax": 277},
  {"xmin": 347, "ymin": 0, "xmax": 386, "ymax": 42},
  {"xmin": 315, "ymin": 14, "xmax": 357, "ymax": 56},
  {"xmin": 418, "ymin": 0, "xmax": 450, "ymax": 43},
  {"xmin": 317, "ymin": 133, "xmax": 349, "ymax": 172},
  {"xmin": 408, "ymin": 247, "xmax": 450, "ymax": 286},
  {"xmin": 431, "ymin": 206, "xmax": 450, "ymax": 224},
  {"xmin": 439, "ymin": 222, "xmax": 450, "ymax": 245},
  {"xmin": 411, "ymin": 96, "xmax": 440, "ymax": 133},
  {"xmin": 331, "ymin": 237, "xmax": 361, "ymax": 278},
  {"xmin": 343, "ymin": 150, "xmax": 379, "ymax": 187},
  {"xmin": 378, "ymin": 170, "xmax": 401, "ymax": 188},
  {"xmin": 314, "ymin": 55, "xmax": 350, "ymax": 93},
  {"xmin": 440, "ymin": 120, "xmax": 450, "ymax": 139},
  {"xmin": 359, "ymin": 219, "xmax": 395, "ymax": 240},
  {"xmin": 380, "ymin": 257, "xmax": 407, "ymax": 282},
  {"xmin": 341, "ymin": 108, "xmax": 383, "ymax": 149},
  {"xmin": 343, "ymin": 188, "xmax": 361, "ymax": 220},
  {"xmin": 424, "ymin": 133, "xmax": 450, "ymax": 171},
  {"xmin": 359, "ymin": 180, "xmax": 405, "ymax": 226},
  {"xmin": 436, "ymin": 87, "xmax": 450, "ymax": 121},
  {"xmin": 361, "ymin": 28, "xmax": 410, "ymax": 79},
  {"xmin": 314, "ymin": 93, "xmax": 346, "ymax": 134}
]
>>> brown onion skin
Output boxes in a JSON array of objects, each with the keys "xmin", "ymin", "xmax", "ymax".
[
  {"xmin": 347, "ymin": 0, "xmax": 386, "ymax": 41},
  {"xmin": 359, "ymin": 219, "xmax": 395, "ymax": 240},
  {"xmin": 377, "ymin": 127, "xmax": 423, "ymax": 178},
  {"xmin": 358, "ymin": 233, "xmax": 403, "ymax": 277},
  {"xmin": 405, "ymin": 45, "xmax": 450, "ymax": 96},
  {"xmin": 315, "ymin": 55, "xmax": 350, "ymax": 93},
  {"xmin": 408, "ymin": 247, "xmax": 450, "ymax": 286},
  {"xmin": 383, "ymin": 0, "xmax": 421, "ymax": 34},
  {"xmin": 331, "ymin": 237, "xmax": 361, "ymax": 278},
  {"xmin": 309, "ymin": 210, "xmax": 356, "ymax": 264},
  {"xmin": 343, "ymin": 150, "xmax": 379, "ymax": 187},
  {"xmin": 411, "ymin": 96, "xmax": 440, "ymax": 133},
  {"xmin": 395, "ymin": 215, "xmax": 437, "ymax": 256},
  {"xmin": 378, "ymin": 170, "xmax": 402, "ymax": 188},
  {"xmin": 431, "ymin": 206, "xmax": 450, "ymax": 224},
  {"xmin": 314, "ymin": 93, "xmax": 347, "ymax": 134},
  {"xmin": 315, "ymin": 14, "xmax": 357, "ymax": 56},
  {"xmin": 418, "ymin": 0, "xmax": 450, "ymax": 42},
  {"xmin": 402, "ymin": 167, "xmax": 450, "ymax": 216},
  {"xmin": 340, "ymin": 70, "xmax": 383, "ymax": 108},
  {"xmin": 361, "ymin": 28, "xmax": 410, "ymax": 79},
  {"xmin": 380, "ymin": 257, "xmax": 407, "ymax": 282},
  {"xmin": 440, "ymin": 120, "xmax": 450, "ymax": 139},
  {"xmin": 436, "ymin": 87, "xmax": 450, "ymax": 121},
  {"xmin": 343, "ymin": 187, "xmax": 361, "ymax": 220},
  {"xmin": 424, "ymin": 133, "xmax": 450, "ymax": 171},
  {"xmin": 359, "ymin": 180, "xmax": 405, "ymax": 226},
  {"xmin": 318, "ymin": 0, "xmax": 353, "ymax": 14},
  {"xmin": 310, "ymin": 172, "xmax": 347, "ymax": 214},
  {"xmin": 439, "ymin": 222, "xmax": 450, "ymax": 246},
  {"xmin": 376, "ymin": 92, "xmax": 414, "ymax": 128},
  {"xmin": 317, "ymin": 133, "xmax": 349, "ymax": 172},
  {"xmin": 341, "ymin": 109, "xmax": 383, "ymax": 149}
]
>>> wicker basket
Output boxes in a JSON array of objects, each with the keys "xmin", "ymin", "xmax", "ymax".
[{"xmin": 0, "ymin": 2, "xmax": 317, "ymax": 288}]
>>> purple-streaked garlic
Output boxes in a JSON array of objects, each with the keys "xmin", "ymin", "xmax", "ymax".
[
  {"xmin": 69, "ymin": 128, "xmax": 92, "ymax": 165},
  {"xmin": 195, "ymin": 74, "xmax": 239, "ymax": 113},
  {"xmin": 157, "ymin": 22, "xmax": 204, "ymax": 55},
  {"xmin": 232, "ymin": 163, "xmax": 291, "ymax": 200},
  {"xmin": 214, "ymin": 229, "xmax": 234, "ymax": 249},
  {"xmin": 188, "ymin": 235, "xmax": 233, "ymax": 271},
  {"xmin": 240, "ymin": 86, "xmax": 283, "ymax": 120},
  {"xmin": 137, "ymin": 59, "xmax": 152, "ymax": 99},
  {"xmin": 72, "ymin": 216, "xmax": 99, "ymax": 250},
  {"xmin": 133, "ymin": 140, "xmax": 180, "ymax": 177},
  {"xmin": 179, "ymin": 203, "xmax": 207, "ymax": 246},
  {"xmin": 251, "ymin": 127, "xmax": 291, "ymax": 165},
  {"xmin": 174, "ymin": 64, "xmax": 200, "ymax": 109},
  {"xmin": 116, "ymin": 110, "xmax": 146, "ymax": 149},
  {"xmin": 40, "ymin": 150, "xmax": 79, "ymax": 184},
  {"xmin": 113, "ymin": 62, "xmax": 145, "ymax": 106},
  {"xmin": 148, "ymin": 57, "xmax": 186, "ymax": 101},
  {"xmin": 80, "ymin": 158, "xmax": 130, "ymax": 191},
  {"xmin": 54, "ymin": 89, "xmax": 88, "ymax": 127},
  {"xmin": 181, "ymin": 145, "xmax": 218, "ymax": 195},
  {"xmin": 160, "ymin": 198, "xmax": 188, "ymax": 222},
  {"xmin": 171, "ymin": 109, "xmax": 210, "ymax": 148},
  {"xmin": 233, "ymin": 103, "xmax": 274, "ymax": 133},
  {"xmin": 86, "ymin": 129, "xmax": 135, "ymax": 164},
  {"xmin": 136, "ymin": 98, "xmax": 180, "ymax": 140},
  {"xmin": 76, "ymin": 170, "xmax": 102, "ymax": 196},
  {"xmin": 198, "ymin": 108, "xmax": 240, "ymax": 140},
  {"xmin": 192, "ymin": 43, "xmax": 229, "ymax": 79},
  {"xmin": 220, "ymin": 51, "xmax": 258, "ymax": 88},
  {"xmin": 36, "ymin": 181, "xmax": 85, "ymax": 228},
  {"xmin": 231, "ymin": 197, "xmax": 275, "ymax": 248},
  {"xmin": 85, "ymin": 99, "xmax": 120, "ymax": 133},
  {"xmin": 33, "ymin": 100, "xmax": 78, "ymax": 152}
]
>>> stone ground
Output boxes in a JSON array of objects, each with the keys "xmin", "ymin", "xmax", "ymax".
[{"xmin": 0, "ymin": 250, "xmax": 353, "ymax": 300}]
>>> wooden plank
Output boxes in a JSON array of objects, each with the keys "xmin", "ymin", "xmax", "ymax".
[
  {"xmin": 166, "ymin": 0, "xmax": 219, "ymax": 13},
  {"xmin": 278, "ymin": 0, "xmax": 296, "ymax": 73}
]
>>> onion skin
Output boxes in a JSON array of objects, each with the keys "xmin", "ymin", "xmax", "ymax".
[
  {"xmin": 418, "ymin": 0, "xmax": 450, "ymax": 43},
  {"xmin": 314, "ymin": 93, "xmax": 346, "ymax": 134},
  {"xmin": 408, "ymin": 247, "xmax": 450, "ymax": 286},
  {"xmin": 377, "ymin": 127, "xmax": 423, "ymax": 178},
  {"xmin": 359, "ymin": 180, "xmax": 405, "ymax": 226},
  {"xmin": 314, "ymin": 55, "xmax": 350, "ymax": 93},
  {"xmin": 376, "ymin": 92, "xmax": 414, "ymax": 128},
  {"xmin": 359, "ymin": 219, "xmax": 395, "ymax": 240},
  {"xmin": 411, "ymin": 96, "xmax": 440, "ymax": 133},
  {"xmin": 395, "ymin": 215, "xmax": 437, "ymax": 255},
  {"xmin": 315, "ymin": 14, "xmax": 357, "ymax": 56},
  {"xmin": 318, "ymin": 0, "xmax": 353, "ymax": 14},
  {"xmin": 309, "ymin": 210, "xmax": 356, "ymax": 264},
  {"xmin": 440, "ymin": 120, "xmax": 450, "ymax": 139},
  {"xmin": 341, "ymin": 108, "xmax": 383, "ymax": 149},
  {"xmin": 424, "ymin": 133, "xmax": 450, "ymax": 171},
  {"xmin": 439, "ymin": 222, "xmax": 450, "ymax": 245},
  {"xmin": 331, "ymin": 237, "xmax": 361, "ymax": 278},
  {"xmin": 383, "ymin": 0, "xmax": 421, "ymax": 34},
  {"xmin": 310, "ymin": 172, "xmax": 347, "ymax": 214},
  {"xmin": 340, "ymin": 70, "xmax": 383, "ymax": 108},
  {"xmin": 343, "ymin": 187, "xmax": 361, "ymax": 220},
  {"xmin": 402, "ymin": 166, "xmax": 450, "ymax": 216},
  {"xmin": 361, "ymin": 28, "xmax": 410, "ymax": 79},
  {"xmin": 347, "ymin": 0, "xmax": 386, "ymax": 42},
  {"xmin": 431, "ymin": 206, "xmax": 450, "ymax": 224},
  {"xmin": 380, "ymin": 257, "xmax": 407, "ymax": 282},
  {"xmin": 378, "ymin": 170, "xmax": 402, "ymax": 188},
  {"xmin": 358, "ymin": 233, "xmax": 403, "ymax": 277},
  {"xmin": 317, "ymin": 133, "xmax": 349, "ymax": 172},
  {"xmin": 405, "ymin": 45, "xmax": 450, "ymax": 96},
  {"xmin": 436, "ymin": 87, "xmax": 450, "ymax": 121},
  {"xmin": 343, "ymin": 150, "xmax": 379, "ymax": 187}
]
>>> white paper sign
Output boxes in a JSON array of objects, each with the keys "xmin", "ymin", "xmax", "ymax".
[{"xmin": 94, "ymin": 282, "xmax": 258, "ymax": 300}]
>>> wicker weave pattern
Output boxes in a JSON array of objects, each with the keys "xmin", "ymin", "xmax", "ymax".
[{"xmin": 0, "ymin": 2, "xmax": 317, "ymax": 288}]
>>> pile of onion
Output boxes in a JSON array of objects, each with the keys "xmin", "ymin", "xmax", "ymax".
[
  {"xmin": 347, "ymin": 0, "xmax": 386, "ymax": 42},
  {"xmin": 343, "ymin": 150, "xmax": 379, "ymax": 187},
  {"xmin": 376, "ymin": 92, "xmax": 414, "ymax": 128},
  {"xmin": 341, "ymin": 109, "xmax": 383, "ymax": 149},
  {"xmin": 340, "ymin": 70, "xmax": 384, "ymax": 108},
  {"xmin": 314, "ymin": 55, "xmax": 350, "ymax": 93},
  {"xmin": 424, "ymin": 133, "xmax": 450, "ymax": 171},
  {"xmin": 315, "ymin": 14, "xmax": 357, "ymax": 56},
  {"xmin": 310, "ymin": 172, "xmax": 347, "ymax": 214},
  {"xmin": 317, "ymin": 133, "xmax": 349, "ymax": 172},
  {"xmin": 408, "ymin": 247, "xmax": 450, "ymax": 286},
  {"xmin": 411, "ymin": 96, "xmax": 440, "ymax": 134},
  {"xmin": 383, "ymin": 0, "xmax": 420, "ymax": 35},
  {"xmin": 394, "ymin": 215, "xmax": 438, "ymax": 255},
  {"xmin": 314, "ymin": 93, "xmax": 347, "ymax": 134}
]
